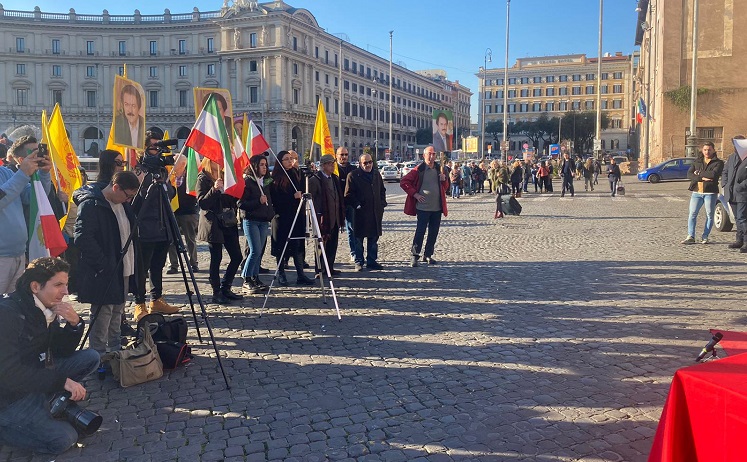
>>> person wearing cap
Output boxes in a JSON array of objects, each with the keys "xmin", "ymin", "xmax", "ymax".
[{"xmin": 308, "ymin": 154, "xmax": 345, "ymax": 277}]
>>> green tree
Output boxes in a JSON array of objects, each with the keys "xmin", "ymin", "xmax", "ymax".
[
  {"xmin": 484, "ymin": 120, "xmax": 503, "ymax": 145},
  {"xmin": 560, "ymin": 111, "xmax": 609, "ymax": 155}
]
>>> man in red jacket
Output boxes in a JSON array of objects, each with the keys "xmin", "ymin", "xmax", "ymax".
[{"xmin": 400, "ymin": 146, "xmax": 449, "ymax": 267}]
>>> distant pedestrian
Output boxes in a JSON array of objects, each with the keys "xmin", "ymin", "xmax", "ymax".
[
  {"xmin": 559, "ymin": 153, "xmax": 575, "ymax": 197},
  {"xmin": 522, "ymin": 160, "xmax": 532, "ymax": 192},
  {"xmin": 510, "ymin": 160, "xmax": 523, "ymax": 197},
  {"xmin": 607, "ymin": 157, "xmax": 622, "ymax": 197},
  {"xmin": 722, "ymin": 135, "xmax": 747, "ymax": 251},
  {"xmin": 400, "ymin": 146, "xmax": 449, "ymax": 267},
  {"xmin": 682, "ymin": 142, "xmax": 724, "ymax": 244},
  {"xmin": 584, "ymin": 158, "xmax": 595, "ymax": 191},
  {"xmin": 450, "ymin": 163, "xmax": 462, "ymax": 198},
  {"xmin": 498, "ymin": 161, "xmax": 510, "ymax": 195},
  {"xmin": 537, "ymin": 161, "xmax": 550, "ymax": 193},
  {"xmin": 593, "ymin": 158, "xmax": 601, "ymax": 185},
  {"xmin": 531, "ymin": 162, "xmax": 540, "ymax": 192},
  {"xmin": 461, "ymin": 162, "xmax": 472, "ymax": 195}
]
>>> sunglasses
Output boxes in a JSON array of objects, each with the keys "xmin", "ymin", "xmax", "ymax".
[
  {"xmin": 362, "ymin": 161, "xmax": 373, "ymax": 166},
  {"xmin": 114, "ymin": 160, "xmax": 126, "ymax": 167}
]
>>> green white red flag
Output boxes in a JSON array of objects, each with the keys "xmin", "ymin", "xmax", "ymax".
[
  {"xmin": 184, "ymin": 94, "xmax": 230, "ymax": 165},
  {"xmin": 247, "ymin": 119, "xmax": 270, "ymax": 157},
  {"xmin": 28, "ymin": 172, "xmax": 67, "ymax": 260},
  {"xmin": 184, "ymin": 146, "xmax": 202, "ymax": 197},
  {"xmin": 224, "ymin": 128, "xmax": 249, "ymax": 199}
]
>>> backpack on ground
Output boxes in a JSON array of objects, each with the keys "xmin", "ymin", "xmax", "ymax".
[{"xmin": 137, "ymin": 313, "xmax": 193, "ymax": 369}]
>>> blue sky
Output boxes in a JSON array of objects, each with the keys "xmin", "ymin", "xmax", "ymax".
[{"xmin": 4, "ymin": 0, "xmax": 640, "ymax": 121}]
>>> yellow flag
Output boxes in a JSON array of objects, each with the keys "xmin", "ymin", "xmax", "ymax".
[
  {"xmin": 106, "ymin": 119, "xmax": 126, "ymax": 156},
  {"xmin": 312, "ymin": 101, "xmax": 335, "ymax": 157},
  {"xmin": 241, "ymin": 113, "xmax": 249, "ymax": 148},
  {"xmin": 48, "ymin": 105, "xmax": 83, "ymax": 229}
]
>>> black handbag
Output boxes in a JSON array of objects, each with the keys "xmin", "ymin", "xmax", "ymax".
[{"xmin": 216, "ymin": 208, "xmax": 238, "ymax": 228}]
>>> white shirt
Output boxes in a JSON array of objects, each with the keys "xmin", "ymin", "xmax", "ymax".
[{"xmin": 33, "ymin": 294, "xmax": 56, "ymax": 327}]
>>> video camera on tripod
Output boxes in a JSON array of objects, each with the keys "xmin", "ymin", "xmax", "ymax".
[{"xmin": 135, "ymin": 139, "xmax": 178, "ymax": 177}]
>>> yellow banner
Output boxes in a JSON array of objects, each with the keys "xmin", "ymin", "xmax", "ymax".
[
  {"xmin": 312, "ymin": 101, "xmax": 335, "ymax": 156},
  {"xmin": 47, "ymin": 105, "xmax": 83, "ymax": 229},
  {"xmin": 465, "ymin": 136, "xmax": 479, "ymax": 153}
]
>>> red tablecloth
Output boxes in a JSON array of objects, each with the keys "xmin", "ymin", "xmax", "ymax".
[
  {"xmin": 648, "ymin": 351, "xmax": 747, "ymax": 461},
  {"xmin": 710, "ymin": 329, "xmax": 747, "ymax": 357}
]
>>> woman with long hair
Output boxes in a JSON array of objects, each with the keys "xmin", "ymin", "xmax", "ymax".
[
  {"xmin": 96, "ymin": 149, "xmax": 126, "ymax": 185},
  {"xmin": 196, "ymin": 158, "xmax": 243, "ymax": 303},
  {"xmin": 269, "ymin": 151, "xmax": 313, "ymax": 286},
  {"xmin": 510, "ymin": 160, "xmax": 523, "ymax": 197},
  {"xmin": 238, "ymin": 155, "xmax": 274, "ymax": 293}
]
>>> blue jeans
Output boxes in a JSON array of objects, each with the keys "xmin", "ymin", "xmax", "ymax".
[
  {"xmin": 241, "ymin": 219, "xmax": 269, "ymax": 279},
  {"xmin": 0, "ymin": 349, "xmax": 100, "ymax": 455},
  {"xmin": 354, "ymin": 236, "xmax": 379, "ymax": 265},
  {"xmin": 451, "ymin": 183, "xmax": 460, "ymax": 198},
  {"xmin": 688, "ymin": 192, "xmax": 717, "ymax": 239},
  {"xmin": 344, "ymin": 205, "xmax": 356, "ymax": 258}
]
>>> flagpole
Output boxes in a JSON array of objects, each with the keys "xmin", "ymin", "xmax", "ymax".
[{"xmin": 338, "ymin": 39, "xmax": 343, "ymax": 150}]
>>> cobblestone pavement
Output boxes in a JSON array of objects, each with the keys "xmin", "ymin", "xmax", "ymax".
[{"xmin": 4, "ymin": 177, "xmax": 746, "ymax": 462}]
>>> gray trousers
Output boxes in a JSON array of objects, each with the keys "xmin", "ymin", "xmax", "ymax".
[{"xmin": 89, "ymin": 276, "xmax": 127, "ymax": 355}]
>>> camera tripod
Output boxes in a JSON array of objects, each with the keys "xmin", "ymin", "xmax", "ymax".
[
  {"xmin": 80, "ymin": 167, "xmax": 231, "ymax": 388},
  {"xmin": 260, "ymin": 172, "xmax": 342, "ymax": 320}
]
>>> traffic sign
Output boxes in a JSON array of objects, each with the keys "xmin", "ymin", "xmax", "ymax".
[
  {"xmin": 487, "ymin": 144, "xmax": 492, "ymax": 154},
  {"xmin": 549, "ymin": 144, "xmax": 560, "ymax": 158},
  {"xmin": 593, "ymin": 139, "xmax": 602, "ymax": 151}
]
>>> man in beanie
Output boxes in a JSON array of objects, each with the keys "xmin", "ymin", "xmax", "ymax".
[{"xmin": 308, "ymin": 154, "xmax": 345, "ymax": 277}]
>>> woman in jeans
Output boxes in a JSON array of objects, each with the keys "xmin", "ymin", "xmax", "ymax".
[
  {"xmin": 197, "ymin": 159, "xmax": 244, "ymax": 303},
  {"xmin": 269, "ymin": 151, "xmax": 314, "ymax": 286},
  {"xmin": 239, "ymin": 155, "xmax": 274, "ymax": 293},
  {"xmin": 450, "ymin": 163, "xmax": 461, "ymax": 199}
]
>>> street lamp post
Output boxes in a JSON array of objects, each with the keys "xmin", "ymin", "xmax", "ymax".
[
  {"xmin": 372, "ymin": 82, "xmax": 378, "ymax": 162},
  {"xmin": 481, "ymin": 48, "xmax": 492, "ymax": 159},
  {"xmin": 502, "ymin": 0, "xmax": 510, "ymax": 164},
  {"xmin": 594, "ymin": 0, "xmax": 604, "ymax": 160},
  {"xmin": 686, "ymin": 0, "xmax": 700, "ymax": 157}
]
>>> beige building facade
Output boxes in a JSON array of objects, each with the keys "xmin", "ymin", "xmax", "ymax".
[
  {"xmin": 479, "ymin": 53, "xmax": 635, "ymax": 156},
  {"xmin": 0, "ymin": 1, "xmax": 470, "ymax": 163},
  {"xmin": 635, "ymin": 0, "xmax": 747, "ymax": 166}
]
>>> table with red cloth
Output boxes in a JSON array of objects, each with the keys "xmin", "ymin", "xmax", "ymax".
[{"xmin": 648, "ymin": 330, "xmax": 747, "ymax": 461}]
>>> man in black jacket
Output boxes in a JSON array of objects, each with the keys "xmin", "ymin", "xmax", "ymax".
[
  {"xmin": 309, "ymin": 154, "xmax": 345, "ymax": 276},
  {"xmin": 74, "ymin": 171, "xmax": 139, "ymax": 355},
  {"xmin": 722, "ymin": 135, "xmax": 747, "ymax": 250},
  {"xmin": 344, "ymin": 153, "xmax": 387, "ymax": 271},
  {"xmin": 0, "ymin": 258, "xmax": 100, "ymax": 455},
  {"xmin": 336, "ymin": 147, "xmax": 357, "ymax": 263},
  {"xmin": 560, "ymin": 152, "xmax": 575, "ymax": 197},
  {"xmin": 683, "ymin": 142, "xmax": 724, "ymax": 244}
]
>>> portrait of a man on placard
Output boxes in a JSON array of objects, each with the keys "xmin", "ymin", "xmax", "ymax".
[
  {"xmin": 194, "ymin": 87, "xmax": 234, "ymax": 133},
  {"xmin": 432, "ymin": 110, "xmax": 453, "ymax": 153},
  {"xmin": 112, "ymin": 76, "xmax": 146, "ymax": 150}
]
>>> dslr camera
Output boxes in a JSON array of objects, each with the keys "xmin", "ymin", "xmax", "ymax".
[
  {"xmin": 137, "ymin": 139, "xmax": 178, "ymax": 176},
  {"xmin": 49, "ymin": 391, "xmax": 103, "ymax": 436}
]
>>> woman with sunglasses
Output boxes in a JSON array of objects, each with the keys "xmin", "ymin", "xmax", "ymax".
[{"xmin": 269, "ymin": 150, "xmax": 313, "ymax": 286}]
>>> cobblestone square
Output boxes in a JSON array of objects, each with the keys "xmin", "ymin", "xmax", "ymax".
[{"xmin": 3, "ymin": 178, "xmax": 744, "ymax": 462}]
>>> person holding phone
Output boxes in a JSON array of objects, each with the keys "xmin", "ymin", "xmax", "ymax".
[{"xmin": 0, "ymin": 136, "xmax": 53, "ymax": 293}]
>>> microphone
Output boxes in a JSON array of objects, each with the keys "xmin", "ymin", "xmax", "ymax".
[{"xmin": 695, "ymin": 332, "xmax": 723, "ymax": 362}]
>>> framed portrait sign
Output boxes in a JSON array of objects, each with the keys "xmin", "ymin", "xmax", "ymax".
[{"xmin": 112, "ymin": 75, "xmax": 146, "ymax": 150}]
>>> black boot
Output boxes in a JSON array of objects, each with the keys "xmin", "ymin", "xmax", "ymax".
[
  {"xmin": 221, "ymin": 281, "xmax": 244, "ymax": 300},
  {"xmin": 251, "ymin": 276, "xmax": 268, "ymax": 289},
  {"xmin": 211, "ymin": 289, "xmax": 229, "ymax": 304},
  {"xmin": 294, "ymin": 249, "xmax": 313, "ymax": 285},
  {"xmin": 728, "ymin": 241, "xmax": 744, "ymax": 249}
]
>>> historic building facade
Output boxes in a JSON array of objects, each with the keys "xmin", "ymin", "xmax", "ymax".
[
  {"xmin": 635, "ymin": 0, "xmax": 747, "ymax": 166},
  {"xmin": 478, "ymin": 53, "xmax": 635, "ymax": 156},
  {"xmin": 0, "ymin": 0, "xmax": 470, "ymax": 163}
]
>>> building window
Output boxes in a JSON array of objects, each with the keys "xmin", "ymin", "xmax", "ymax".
[
  {"xmin": 352, "ymin": 83, "xmax": 357, "ymax": 92},
  {"xmin": 546, "ymin": 76, "xmax": 555, "ymax": 83},
  {"xmin": 85, "ymin": 65, "xmax": 96, "ymax": 78},
  {"xmin": 86, "ymin": 40, "xmax": 94, "ymax": 55},
  {"xmin": 520, "ymin": 89, "xmax": 529, "ymax": 97},
  {"xmin": 16, "ymin": 89, "xmax": 28, "ymax": 105},
  {"xmin": 572, "ymin": 101, "xmax": 581, "ymax": 110},
  {"xmin": 292, "ymin": 36, "xmax": 297, "ymax": 51},
  {"xmin": 150, "ymin": 41, "xmax": 158, "ymax": 55},
  {"xmin": 326, "ymin": 97, "xmax": 331, "ymax": 111},
  {"xmin": 601, "ymin": 85, "xmax": 608, "ymax": 94},
  {"xmin": 508, "ymin": 104, "xmax": 516, "ymax": 113},
  {"xmin": 613, "ymin": 72, "xmax": 623, "ymax": 79},
  {"xmin": 249, "ymin": 60, "xmax": 257, "ymax": 72},
  {"xmin": 315, "ymin": 71, "xmax": 319, "ymax": 82},
  {"xmin": 532, "ymin": 103, "xmax": 541, "ymax": 112},
  {"xmin": 334, "ymin": 53, "xmax": 338, "ymax": 67},
  {"xmin": 293, "ymin": 88, "xmax": 300, "ymax": 105},
  {"xmin": 52, "ymin": 65, "xmax": 61, "ymax": 77},
  {"xmin": 496, "ymin": 90, "xmax": 504, "ymax": 98},
  {"xmin": 601, "ymin": 100, "xmax": 608, "ymax": 109},
  {"xmin": 118, "ymin": 67, "xmax": 125, "ymax": 76},
  {"xmin": 178, "ymin": 90, "xmax": 187, "ymax": 107},
  {"xmin": 334, "ymin": 98, "xmax": 339, "ymax": 114},
  {"xmin": 344, "ymin": 80, "xmax": 349, "ymax": 90},
  {"xmin": 508, "ymin": 78, "xmax": 516, "ymax": 85},
  {"xmin": 601, "ymin": 72, "xmax": 609, "ymax": 80},
  {"xmin": 147, "ymin": 66, "xmax": 156, "ymax": 78},
  {"xmin": 118, "ymin": 41, "xmax": 126, "ymax": 56},
  {"xmin": 314, "ymin": 46, "xmax": 319, "ymax": 58},
  {"xmin": 293, "ymin": 63, "xmax": 298, "ymax": 75},
  {"xmin": 585, "ymin": 101, "xmax": 594, "ymax": 110},
  {"xmin": 325, "ymin": 50, "xmax": 329, "ymax": 63},
  {"xmin": 178, "ymin": 65, "xmax": 187, "ymax": 77},
  {"xmin": 520, "ymin": 103, "xmax": 529, "ymax": 112},
  {"xmin": 485, "ymin": 90, "xmax": 492, "ymax": 99},
  {"xmin": 178, "ymin": 39, "xmax": 186, "ymax": 54},
  {"xmin": 507, "ymin": 89, "xmax": 516, "ymax": 98},
  {"xmin": 16, "ymin": 37, "xmax": 25, "ymax": 53},
  {"xmin": 207, "ymin": 64, "xmax": 215, "ymax": 76},
  {"xmin": 250, "ymin": 86, "xmax": 258, "ymax": 103},
  {"xmin": 52, "ymin": 39, "xmax": 61, "ymax": 55},
  {"xmin": 586, "ymin": 73, "xmax": 595, "ymax": 81},
  {"xmin": 52, "ymin": 90, "xmax": 63, "ymax": 106},
  {"xmin": 520, "ymin": 77, "xmax": 530, "ymax": 84},
  {"xmin": 545, "ymin": 102, "xmax": 555, "ymax": 111},
  {"xmin": 16, "ymin": 63, "xmax": 26, "ymax": 76},
  {"xmin": 207, "ymin": 37, "xmax": 214, "ymax": 53},
  {"xmin": 612, "ymin": 99, "xmax": 622, "ymax": 109},
  {"xmin": 86, "ymin": 90, "xmax": 96, "ymax": 108},
  {"xmin": 572, "ymin": 74, "xmax": 581, "ymax": 81},
  {"xmin": 611, "ymin": 119, "xmax": 622, "ymax": 129},
  {"xmin": 325, "ymin": 74, "xmax": 329, "ymax": 84},
  {"xmin": 533, "ymin": 76, "xmax": 542, "ymax": 83},
  {"xmin": 586, "ymin": 85, "xmax": 594, "ymax": 94},
  {"xmin": 613, "ymin": 84, "xmax": 623, "ymax": 93},
  {"xmin": 486, "ymin": 105, "xmax": 492, "ymax": 114},
  {"xmin": 533, "ymin": 88, "xmax": 542, "ymax": 97},
  {"xmin": 546, "ymin": 88, "xmax": 555, "ymax": 96},
  {"xmin": 559, "ymin": 75, "xmax": 568, "ymax": 82},
  {"xmin": 149, "ymin": 90, "xmax": 158, "ymax": 108},
  {"xmin": 496, "ymin": 104, "xmax": 503, "ymax": 113},
  {"xmin": 559, "ymin": 101, "xmax": 568, "ymax": 111}
]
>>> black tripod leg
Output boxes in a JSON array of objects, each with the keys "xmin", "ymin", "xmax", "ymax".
[
  {"xmin": 173, "ymin": 237, "xmax": 204, "ymax": 343},
  {"xmin": 79, "ymin": 304, "xmax": 103, "ymax": 350}
]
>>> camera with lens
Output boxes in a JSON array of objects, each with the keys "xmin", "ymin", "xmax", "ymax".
[
  {"xmin": 298, "ymin": 159, "xmax": 315, "ymax": 178},
  {"xmin": 49, "ymin": 391, "xmax": 103, "ymax": 436},
  {"xmin": 137, "ymin": 139, "xmax": 178, "ymax": 175}
]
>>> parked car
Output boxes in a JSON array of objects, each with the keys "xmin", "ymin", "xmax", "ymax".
[
  {"xmin": 379, "ymin": 165, "xmax": 401, "ymax": 182},
  {"xmin": 637, "ymin": 157, "xmax": 695, "ymax": 183},
  {"xmin": 401, "ymin": 161, "xmax": 419, "ymax": 177},
  {"xmin": 715, "ymin": 192, "xmax": 736, "ymax": 232}
]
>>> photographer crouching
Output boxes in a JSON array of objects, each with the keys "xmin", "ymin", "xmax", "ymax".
[{"xmin": 0, "ymin": 257, "xmax": 101, "ymax": 455}]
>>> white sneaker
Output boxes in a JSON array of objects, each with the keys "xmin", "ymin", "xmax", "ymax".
[
  {"xmin": 701, "ymin": 238, "xmax": 710, "ymax": 244},
  {"xmin": 681, "ymin": 236, "xmax": 696, "ymax": 245}
]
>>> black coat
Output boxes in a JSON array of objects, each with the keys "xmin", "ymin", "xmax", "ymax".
[
  {"xmin": 238, "ymin": 175, "xmax": 275, "ymax": 222},
  {"xmin": 688, "ymin": 156, "xmax": 724, "ymax": 194},
  {"xmin": 196, "ymin": 172, "xmax": 239, "ymax": 244},
  {"xmin": 269, "ymin": 168, "xmax": 304, "ymax": 257},
  {"xmin": 0, "ymin": 290, "xmax": 84, "ymax": 411},
  {"xmin": 336, "ymin": 162, "xmax": 357, "ymax": 207},
  {"xmin": 607, "ymin": 163, "xmax": 621, "ymax": 181},
  {"xmin": 722, "ymin": 152, "xmax": 743, "ymax": 203},
  {"xmin": 344, "ymin": 168, "xmax": 387, "ymax": 238},
  {"xmin": 73, "ymin": 185, "xmax": 136, "ymax": 305},
  {"xmin": 308, "ymin": 171, "xmax": 345, "ymax": 237}
]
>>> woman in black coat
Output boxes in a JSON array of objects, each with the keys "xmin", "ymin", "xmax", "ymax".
[
  {"xmin": 196, "ymin": 159, "xmax": 243, "ymax": 303},
  {"xmin": 607, "ymin": 158, "xmax": 622, "ymax": 197},
  {"xmin": 269, "ymin": 150, "xmax": 313, "ymax": 286}
]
